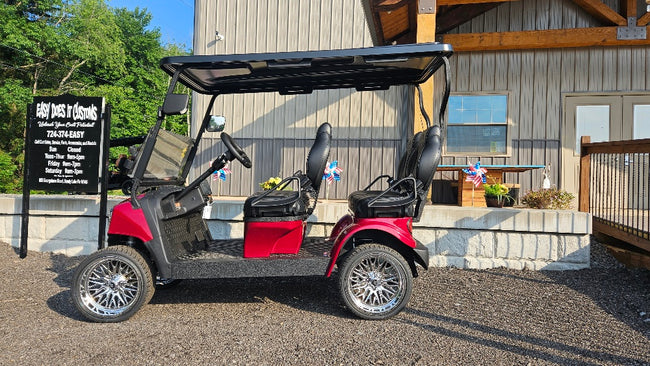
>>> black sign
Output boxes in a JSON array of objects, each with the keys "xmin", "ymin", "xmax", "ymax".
[{"xmin": 27, "ymin": 95, "xmax": 105, "ymax": 192}]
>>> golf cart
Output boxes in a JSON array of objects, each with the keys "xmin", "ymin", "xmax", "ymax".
[{"xmin": 71, "ymin": 42, "xmax": 453, "ymax": 322}]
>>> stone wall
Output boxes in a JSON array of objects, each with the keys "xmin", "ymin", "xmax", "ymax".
[{"xmin": 1, "ymin": 195, "xmax": 591, "ymax": 269}]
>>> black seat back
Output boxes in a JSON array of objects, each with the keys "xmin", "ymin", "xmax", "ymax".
[
  {"xmin": 305, "ymin": 122, "xmax": 332, "ymax": 195},
  {"xmin": 413, "ymin": 126, "xmax": 442, "ymax": 220}
]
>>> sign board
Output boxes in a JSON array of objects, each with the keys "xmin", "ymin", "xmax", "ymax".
[{"xmin": 27, "ymin": 95, "xmax": 105, "ymax": 192}]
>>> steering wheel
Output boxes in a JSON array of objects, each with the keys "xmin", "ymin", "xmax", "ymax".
[{"xmin": 221, "ymin": 132, "xmax": 252, "ymax": 168}]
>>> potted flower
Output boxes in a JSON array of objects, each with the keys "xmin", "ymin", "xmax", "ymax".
[{"xmin": 483, "ymin": 182, "xmax": 512, "ymax": 208}]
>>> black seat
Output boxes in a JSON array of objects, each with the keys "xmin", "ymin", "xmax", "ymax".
[
  {"xmin": 244, "ymin": 123, "xmax": 332, "ymax": 219},
  {"xmin": 348, "ymin": 126, "xmax": 441, "ymax": 221}
]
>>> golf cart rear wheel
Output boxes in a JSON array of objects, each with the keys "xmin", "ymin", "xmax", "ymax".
[
  {"xmin": 338, "ymin": 244, "xmax": 412, "ymax": 320},
  {"xmin": 72, "ymin": 245, "xmax": 154, "ymax": 322}
]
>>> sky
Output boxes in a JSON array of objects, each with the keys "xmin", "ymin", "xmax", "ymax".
[{"xmin": 108, "ymin": 0, "xmax": 194, "ymax": 50}]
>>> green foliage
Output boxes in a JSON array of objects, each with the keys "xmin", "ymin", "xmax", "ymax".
[
  {"xmin": 521, "ymin": 188, "xmax": 575, "ymax": 210},
  {"xmin": 0, "ymin": 149, "xmax": 19, "ymax": 192},
  {"xmin": 0, "ymin": 0, "xmax": 190, "ymax": 193},
  {"xmin": 483, "ymin": 182, "xmax": 509, "ymax": 198}
]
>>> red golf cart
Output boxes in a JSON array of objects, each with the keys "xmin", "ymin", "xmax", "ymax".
[{"xmin": 71, "ymin": 42, "xmax": 453, "ymax": 322}]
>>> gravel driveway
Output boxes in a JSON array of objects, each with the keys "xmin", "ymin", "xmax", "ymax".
[{"xmin": 0, "ymin": 239, "xmax": 648, "ymax": 365}]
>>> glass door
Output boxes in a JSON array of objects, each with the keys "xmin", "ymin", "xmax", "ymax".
[{"xmin": 562, "ymin": 96, "xmax": 622, "ymax": 195}]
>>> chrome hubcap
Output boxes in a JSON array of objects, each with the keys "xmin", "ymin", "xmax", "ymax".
[
  {"xmin": 79, "ymin": 256, "xmax": 141, "ymax": 317},
  {"xmin": 347, "ymin": 255, "xmax": 405, "ymax": 314}
]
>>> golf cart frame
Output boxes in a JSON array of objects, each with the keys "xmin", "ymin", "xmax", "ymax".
[{"xmin": 72, "ymin": 42, "xmax": 453, "ymax": 322}]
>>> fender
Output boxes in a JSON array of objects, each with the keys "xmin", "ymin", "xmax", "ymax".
[
  {"xmin": 325, "ymin": 216, "xmax": 416, "ymax": 277},
  {"xmin": 107, "ymin": 200, "xmax": 154, "ymax": 243}
]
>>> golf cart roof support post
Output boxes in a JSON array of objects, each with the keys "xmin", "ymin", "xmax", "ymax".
[
  {"xmin": 165, "ymin": 68, "xmax": 182, "ymax": 101},
  {"xmin": 129, "ymin": 108, "xmax": 166, "ymax": 208},
  {"xmin": 180, "ymin": 94, "xmax": 218, "ymax": 181}
]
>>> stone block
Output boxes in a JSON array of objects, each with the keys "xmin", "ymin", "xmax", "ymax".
[
  {"xmin": 45, "ymin": 217, "xmax": 89, "ymax": 241},
  {"xmin": 428, "ymin": 255, "xmax": 465, "ymax": 268},
  {"xmin": 541, "ymin": 261, "xmax": 589, "ymax": 270},
  {"xmin": 4, "ymin": 216, "xmax": 21, "ymax": 240},
  {"xmin": 559, "ymin": 235, "xmax": 590, "ymax": 264},
  {"xmin": 412, "ymin": 228, "xmax": 436, "ymax": 247},
  {"xmin": 28, "ymin": 217, "xmax": 45, "ymax": 240},
  {"xmin": 305, "ymin": 223, "xmax": 326, "ymax": 237},
  {"xmin": 435, "ymin": 229, "xmax": 494, "ymax": 258},
  {"xmin": 495, "ymin": 232, "xmax": 557, "ymax": 261}
]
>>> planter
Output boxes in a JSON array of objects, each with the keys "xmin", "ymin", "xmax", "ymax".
[{"xmin": 485, "ymin": 196, "xmax": 505, "ymax": 208}]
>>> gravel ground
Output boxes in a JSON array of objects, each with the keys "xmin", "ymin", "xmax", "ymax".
[{"xmin": 0, "ymin": 238, "xmax": 649, "ymax": 366}]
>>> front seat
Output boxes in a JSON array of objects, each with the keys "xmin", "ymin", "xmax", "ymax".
[{"xmin": 243, "ymin": 123, "xmax": 332, "ymax": 219}]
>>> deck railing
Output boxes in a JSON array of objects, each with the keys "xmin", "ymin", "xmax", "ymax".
[{"xmin": 579, "ymin": 136, "xmax": 650, "ymax": 253}]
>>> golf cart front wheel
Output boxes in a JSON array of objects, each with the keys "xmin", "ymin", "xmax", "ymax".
[
  {"xmin": 338, "ymin": 244, "xmax": 413, "ymax": 320},
  {"xmin": 72, "ymin": 245, "xmax": 154, "ymax": 322}
]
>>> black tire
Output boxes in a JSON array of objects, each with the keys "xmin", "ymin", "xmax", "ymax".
[
  {"xmin": 338, "ymin": 244, "xmax": 413, "ymax": 320},
  {"xmin": 72, "ymin": 245, "xmax": 154, "ymax": 322}
]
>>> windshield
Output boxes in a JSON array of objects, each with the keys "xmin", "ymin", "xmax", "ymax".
[{"xmin": 130, "ymin": 128, "xmax": 193, "ymax": 183}]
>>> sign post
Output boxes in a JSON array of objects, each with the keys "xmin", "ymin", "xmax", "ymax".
[{"xmin": 21, "ymin": 95, "xmax": 110, "ymax": 258}]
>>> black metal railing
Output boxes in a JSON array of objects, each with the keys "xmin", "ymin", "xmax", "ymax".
[{"xmin": 580, "ymin": 136, "xmax": 650, "ymax": 253}]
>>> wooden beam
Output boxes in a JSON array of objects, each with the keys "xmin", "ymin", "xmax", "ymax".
[
  {"xmin": 579, "ymin": 136, "xmax": 590, "ymax": 213},
  {"xmin": 638, "ymin": 12, "xmax": 650, "ymax": 26},
  {"xmin": 440, "ymin": 26, "xmax": 650, "ymax": 51},
  {"xmin": 621, "ymin": 0, "xmax": 637, "ymax": 18},
  {"xmin": 437, "ymin": 3, "xmax": 502, "ymax": 33},
  {"xmin": 438, "ymin": 0, "xmax": 517, "ymax": 4},
  {"xmin": 570, "ymin": 0, "xmax": 627, "ymax": 26}
]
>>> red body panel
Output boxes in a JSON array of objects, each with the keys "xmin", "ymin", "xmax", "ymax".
[
  {"xmin": 107, "ymin": 201, "xmax": 154, "ymax": 242},
  {"xmin": 243, "ymin": 220, "xmax": 305, "ymax": 258},
  {"xmin": 325, "ymin": 216, "xmax": 415, "ymax": 276}
]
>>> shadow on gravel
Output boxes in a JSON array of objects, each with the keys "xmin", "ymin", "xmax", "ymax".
[
  {"xmin": 149, "ymin": 276, "xmax": 352, "ymax": 318},
  {"xmin": 401, "ymin": 308, "xmax": 647, "ymax": 365},
  {"xmin": 44, "ymin": 249, "xmax": 351, "ymax": 320},
  {"xmin": 543, "ymin": 267, "xmax": 650, "ymax": 337},
  {"xmin": 45, "ymin": 254, "xmax": 85, "ymax": 321}
]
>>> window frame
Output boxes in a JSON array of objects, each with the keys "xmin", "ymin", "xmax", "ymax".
[{"xmin": 443, "ymin": 92, "xmax": 511, "ymax": 157}]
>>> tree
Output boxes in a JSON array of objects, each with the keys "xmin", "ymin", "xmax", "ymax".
[{"xmin": 0, "ymin": 0, "xmax": 190, "ymax": 192}]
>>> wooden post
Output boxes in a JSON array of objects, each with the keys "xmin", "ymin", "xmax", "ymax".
[
  {"xmin": 579, "ymin": 136, "xmax": 591, "ymax": 212},
  {"xmin": 414, "ymin": 10, "xmax": 436, "ymax": 134}
]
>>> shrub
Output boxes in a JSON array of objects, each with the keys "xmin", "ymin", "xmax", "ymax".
[
  {"xmin": 521, "ymin": 188, "xmax": 574, "ymax": 209},
  {"xmin": 0, "ymin": 150, "xmax": 18, "ymax": 193}
]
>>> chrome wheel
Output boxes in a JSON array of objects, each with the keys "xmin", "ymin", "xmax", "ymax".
[
  {"xmin": 339, "ymin": 244, "xmax": 412, "ymax": 320},
  {"xmin": 72, "ymin": 246, "xmax": 154, "ymax": 322},
  {"xmin": 79, "ymin": 256, "xmax": 140, "ymax": 316}
]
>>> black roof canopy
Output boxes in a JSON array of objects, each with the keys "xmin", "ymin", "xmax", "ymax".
[{"xmin": 160, "ymin": 42, "xmax": 453, "ymax": 95}]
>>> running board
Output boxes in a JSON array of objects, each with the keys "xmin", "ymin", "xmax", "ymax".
[{"xmin": 170, "ymin": 237, "xmax": 332, "ymax": 279}]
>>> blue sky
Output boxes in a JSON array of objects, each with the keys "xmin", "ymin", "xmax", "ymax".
[{"xmin": 108, "ymin": 0, "xmax": 194, "ymax": 50}]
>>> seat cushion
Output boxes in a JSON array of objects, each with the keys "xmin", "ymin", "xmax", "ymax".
[
  {"xmin": 244, "ymin": 190, "xmax": 307, "ymax": 218},
  {"xmin": 347, "ymin": 190, "xmax": 416, "ymax": 218}
]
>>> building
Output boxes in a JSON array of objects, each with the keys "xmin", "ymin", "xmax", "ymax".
[{"xmin": 191, "ymin": 0, "xmax": 650, "ymax": 202}]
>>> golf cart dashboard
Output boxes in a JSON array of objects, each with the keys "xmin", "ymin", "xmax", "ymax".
[{"xmin": 160, "ymin": 42, "xmax": 453, "ymax": 95}]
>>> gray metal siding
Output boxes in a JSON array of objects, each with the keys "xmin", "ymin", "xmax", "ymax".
[
  {"xmin": 436, "ymin": 0, "xmax": 650, "ymax": 194},
  {"xmin": 193, "ymin": 0, "xmax": 410, "ymax": 199}
]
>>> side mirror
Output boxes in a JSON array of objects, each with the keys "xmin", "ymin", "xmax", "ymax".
[
  {"xmin": 207, "ymin": 115, "xmax": 226, "ymax": 132},
  {"xmin": 162, "ymin": 93, "xmax": 189, "ymax": 115}
]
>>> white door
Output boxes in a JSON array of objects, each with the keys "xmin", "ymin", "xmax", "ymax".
[
  {"xmin": 562, "ymin": 94, "xmax": 650, "ymax": 195},
  {"xmin": 562, "ymin": 96, "xmax": 622, "ymax": 195}
]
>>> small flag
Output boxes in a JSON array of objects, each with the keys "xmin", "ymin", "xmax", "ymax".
[
  {"xmin": 323, "ymin": 160, "xmax": 343, "ymax": 184},
  {"xmin": 462, "ymin": 161, "xmax": 487, "ymax": 188}
]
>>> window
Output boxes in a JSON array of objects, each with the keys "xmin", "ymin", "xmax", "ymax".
[{"xmin": 446, "ymin": 94, "xmax": 508, "ymax": 154}]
